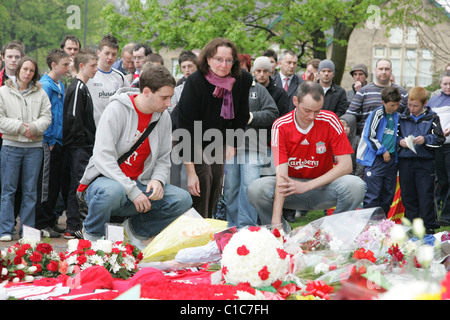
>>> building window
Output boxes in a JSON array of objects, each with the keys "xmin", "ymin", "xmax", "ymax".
[{"xmin": 373, "ymin": 26, "xmax": 433, "ymax": 88}]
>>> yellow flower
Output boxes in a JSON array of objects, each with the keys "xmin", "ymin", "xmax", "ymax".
[
  {"xmin": 294, "ymin": 294, "xmax": 316, "ymax": 300},
  {"xmin": 414, "ymin": 293, "xmax": 441, "ymax": 300}
]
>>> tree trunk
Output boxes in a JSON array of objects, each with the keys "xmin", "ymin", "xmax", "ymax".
[{"xmin": 330, "ymin": 21, "xmax": 355, "ymax": 86}]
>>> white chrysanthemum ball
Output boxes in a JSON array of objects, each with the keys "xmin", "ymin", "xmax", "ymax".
[{"xmin": 221, "ymin": 227, "xmax": 290, "ymax": 287}]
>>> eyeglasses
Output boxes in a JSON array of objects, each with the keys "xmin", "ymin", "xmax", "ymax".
[
  {"xmin": 132, "ymin": 56, "xmax": 145, "ymax": 61},
  {"xmin": 212, "ymin": 57, "xmax": 234, "ymax": 65}
]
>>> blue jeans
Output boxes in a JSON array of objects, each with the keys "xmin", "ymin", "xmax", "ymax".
[
  {"xmin": 83, "ymin": 177, "xmax": 192, "ymax": 239},
  {"xmin": 224, "ymin": 150, "xmax": 264, "ymax": 228},
  {"xmin": 247, "ymin": 175, "xmax": 365, "ymax": 231},
  {"xmin": 0, "ymin": 146, "xmax": 43, "ymax": 237}
]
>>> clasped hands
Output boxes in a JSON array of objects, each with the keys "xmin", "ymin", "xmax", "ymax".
[
  {"xmin": 277, "ymin": 174, "xmax": 310, "ymax": 197},
  {"xmin": 132, "ymin": 179, "xmax": 164, "ymax": 213}
]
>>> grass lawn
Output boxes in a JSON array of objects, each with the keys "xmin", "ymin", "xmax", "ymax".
[{"xmin": 289, "ymin": 210, "xmax": 450, "ymax": 234}]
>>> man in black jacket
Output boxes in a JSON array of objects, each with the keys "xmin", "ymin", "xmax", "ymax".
[
  {"xmin": 273, "ymin": 50, "xmax": 303, "ymax": 113},
  {"xmin": 253, "ymin": 56, "xmax": 296, "ymax": 222},
  {"xmin": 253, "ymin": 56, "xmax": 289, "ymax": 119},
  {"xmin": 317, "ymin": 59, "xmax": 348, "ymax": 117}
]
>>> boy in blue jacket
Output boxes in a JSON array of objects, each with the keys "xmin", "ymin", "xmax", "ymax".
[
  {"xmin": 398, "ymin": 86, "xmax": 445, "ymax": 234},
  {"xmin": 36, "ymin": 49, "xmax": 70, "ymax": 238},
  {"xmin": 356, "ymin": 86, "xmax": 401, "ymax": 215}
]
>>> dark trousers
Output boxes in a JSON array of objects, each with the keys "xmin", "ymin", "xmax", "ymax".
[
  {"xmin": 435, "ymin": 144, "xmax": 450, "ymax": 222},
  {"xmin": 363, "ymin": 155, "xmax": 397, "ymax": 215},
  {"xmin": 35, "ymin": 143, "xmax": 65, "ymax": 229},
  {"xmin": 65, "ymin": 145, "xmax": 93, "ymax": 230},
  {"xmin": 399, "ymin": 158, "xmax": 439, "ymax": 230},
  {"xmin": 192, "ymin": 153, "xmax": 225, "ymax": 219}
]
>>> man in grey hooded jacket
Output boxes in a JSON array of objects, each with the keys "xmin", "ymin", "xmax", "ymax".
[{"xmin": 78, "ymin": 65, "xmax": 192, "ymax": 248}]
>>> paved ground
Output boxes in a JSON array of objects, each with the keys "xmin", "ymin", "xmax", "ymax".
[
  {"xmin": 0, "ymin": 212, "xmax": 70, "ymax": 252},
  {"xmin": 0, "ymin": 212, "xmax": 154, "ymax": 253}
]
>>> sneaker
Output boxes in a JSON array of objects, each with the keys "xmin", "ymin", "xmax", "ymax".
[
  {"xmin": 52, "ymin": 223, "xmax": 65, "ymax": 234},
  {"xmin": 82, "ymin": 228, "xmax": 103, "ymax": 242},
  {"xmin": 41, "ymin": 227, "xmax": 61, "ymax": 238},
  {"xmin": 0, "ymin": 235, "xmax": 12, "ymax": 242},
  {"xmin": 64, "ymin": 229, "xmax": 83, "ymax": 239},
  {"xmin": 123, "ymin": 219, "xmax": 146, "ymax": 250}
]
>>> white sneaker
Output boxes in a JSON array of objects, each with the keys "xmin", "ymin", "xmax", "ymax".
[
  {"xmin": 82, "ymin": 228, "xmax": 103, "ymax": 242},
  {"xmin": 123, "ymin": 219, "xmax": 146, "ymax": 250},
  {"xmin": 0, "ymin": 235, "xmax": 12, "ymax": 242}
]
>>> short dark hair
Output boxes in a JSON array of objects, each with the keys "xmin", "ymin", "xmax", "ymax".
[
  {"xmin": 46, "ymin": 49, "xmax": 70, "ymax": 69},
  {"xmin": 74, "ymin": 48, "xmax": 98, "ymax": 72},
  {"xmin": 60, "ymin": 35, "xmax": 81, "ymax": 50},
  {"xmin": 139, "ymin": 65, "xmax": 175, "ymax": 93},
  {"xmin": 99, "ymin": 34, "xmax": 119, "ymax": 51},
  {"xmin": 381, "ymin": 86, "xmax": 401, "ymax": 103},
  {"xmin": 15, "ymin": 56, "xmax": 40, "ymax": 86},
  {"xmin": 145, "ymin": 53, "xmax": 164, "ymax": 65},
  {"xmin": 296, "ymin": 81, "xmax": 324, "ymax": 103},
  {"xmin": 133, "ymin": 43, "xmax": 153, "ymax": 56},
  {"xmin": 178, "ymin": 50, "xmax": 197, "ymax": 65},
  {"xmin": 263, "ymin": 49, "xmax": 277, "ymax": 62},
  {"xmin": 197, "ymin": 38, "xmax": 241, "ymax": 78}
]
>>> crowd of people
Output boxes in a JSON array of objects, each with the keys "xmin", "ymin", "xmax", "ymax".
[{"xmin": 0, "ymin": 34, "xmax": 449, "ymax": 249}]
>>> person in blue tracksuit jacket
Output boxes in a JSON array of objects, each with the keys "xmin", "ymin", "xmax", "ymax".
[
  {"xmin": 35, "ymin": 49, "xmax": 71, "ymax": 237},
  {"xmin": 398, "ymin": 86, "xmax": 445, "ymax": 234},
  {"xmin": 356, "ymin": 86, "xmax": 401, "ymax": 216}
]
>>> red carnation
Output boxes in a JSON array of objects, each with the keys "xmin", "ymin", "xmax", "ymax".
[
  {"xmin": 21, "ymin": 244, "xmax": 32, "ymax": 251},
  {"xmin": 222, "ymin": 266, "xmax": 228, "ymax": 275},
  {"xmin": 85, "ymin": 249, "xmax": 96, "ymax": 256},
  {"xmin": 272, "ymin": 228, "xmax": 281, "ymax": 238},
  {"xmin": 33, "ymin": 263, "xmax": 42, "ymax": 273},
  {"xmin": 15, "ymin": 248, "xmax": 26, "ymax": 258},
  {"xmin": 236, "ymin": 245, "xmax": 250, "ymax": 256},
  {"xmin": 36, "ymin": 243, "xmax": 53, "ymax": 255},
  {"xmin": 15, "ymin": 270, "xmax": 25, "ymax": 280},
  {"xmin": 277, "ymin": 248, "xmax": 288, "ymax": 260},
  {"xmin": 13, "ymin": 256, "xmax": 23, "ymax": 265},
  {"xmin": 30, "ymin": 251, "xmax": 43, "ymax": 263},
  {"xmin": 137, "ymin": 252, "xmax": 143, "ymax": 261},
  {"xmin": 258, "ymin": 266, "xmax": 270, "ymax": 281},
  {"xmin": 47, "ymin": 260, "xmax": 59, "ymax": 272},
  {"xmin": 77, "ymin": 239, "xmax": 91, "ymax": 251},
  {"xmin": 77, "ymin": 255, "xmax": 87, "ymax": 265}
]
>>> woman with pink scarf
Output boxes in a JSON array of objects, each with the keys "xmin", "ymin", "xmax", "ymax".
[{"xmin": 175, "ymin": 38, "xmax": 252, "ymax": 218}]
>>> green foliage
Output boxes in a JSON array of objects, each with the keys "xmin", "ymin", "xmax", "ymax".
[{"xmin": 1, "ymin": 0, "xmax": 107, "ymax": 72}]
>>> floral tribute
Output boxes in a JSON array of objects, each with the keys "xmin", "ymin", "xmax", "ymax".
[
  {"xmin": 356, "ymin": 219, "xmax": 395, "ymax": 250},
  {"xmin": 221, "ymin": 226, "xmax": 290, "ymax": 288},
  {"xmin": 0, "ymin": 239, "xmax": 143, "ymax": 285},
  {"xmin": 64, "ymin": 239, "xmax": 143, "ymax": 279},
  {"xmin": 0, "ymin": 240, "xmax": 63, "ymax": 283}
]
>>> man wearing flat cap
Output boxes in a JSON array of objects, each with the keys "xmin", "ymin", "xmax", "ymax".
[{"xmin": 346, "ymin": 63, "xmax": 368, "ymax": 105}]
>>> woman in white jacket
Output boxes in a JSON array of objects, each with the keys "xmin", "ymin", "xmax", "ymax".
[{"xmin": 0, "ymin": 57, "xmax": 51, "ymax": 241}]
